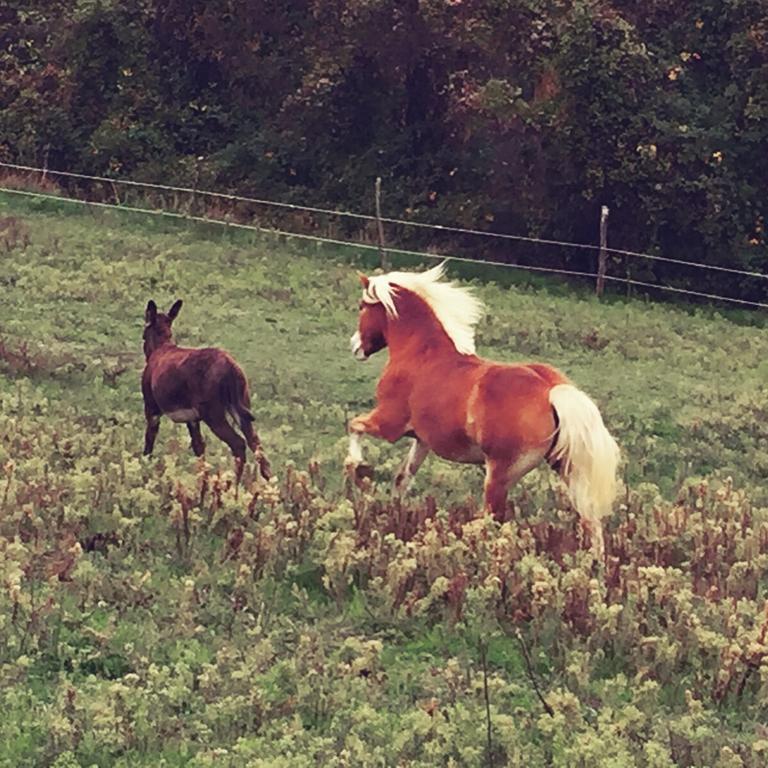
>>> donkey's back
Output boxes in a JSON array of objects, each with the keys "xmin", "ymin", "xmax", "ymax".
[{"xmin": 146, "ymin": 346, "xmax": 251, "ymax": 418}]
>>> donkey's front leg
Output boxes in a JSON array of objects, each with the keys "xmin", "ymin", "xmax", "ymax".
[
  {"xmin": 141, "ymin": 374, "xmax": 161, "ymax": 457},
  {"xmin": 143, "ymin": 413, "xmax": 160, "ymax": 456},
  {"xmin": 187, "ymin": 420, "xmax": 206, "ymax": 457}
]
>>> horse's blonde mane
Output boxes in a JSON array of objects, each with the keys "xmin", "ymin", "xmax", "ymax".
[{"xmin": 362, "ymin": 262, "xmax": 484, "ymax": 355}]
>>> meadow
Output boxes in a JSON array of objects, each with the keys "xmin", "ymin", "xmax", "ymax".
[{"xmin": 2, "ymin": 193, "xmax": 768, "ymax": 767}]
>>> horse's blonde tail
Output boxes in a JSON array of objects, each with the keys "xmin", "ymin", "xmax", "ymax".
[{"xmin": 548, "ymin": 384, "xmax": 620, "ymax": 557}]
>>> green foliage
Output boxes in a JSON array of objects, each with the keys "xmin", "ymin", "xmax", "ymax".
[{"xmin": 2, "ymin": 202, "xmax": 768, "ymax": 765}]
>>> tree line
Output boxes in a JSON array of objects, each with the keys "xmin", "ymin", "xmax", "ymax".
[{"xmin": 1, "ymin": 0, "xmax": 767, "ymax": 299}]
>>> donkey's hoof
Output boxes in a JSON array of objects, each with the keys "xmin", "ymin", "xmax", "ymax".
[
  {"xmin": 257, "ymin": 455, "xmax": 273, "ymax": 481},
  {"xmin": 354, "ymin": 463, "xmax": 375, "ymax": 483}
]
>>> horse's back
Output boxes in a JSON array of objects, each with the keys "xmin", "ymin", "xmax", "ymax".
[
  {"xmin": 405, "ymin": 357, "xmax": 562, "ymax": 462},
  {"xmin": 524, "ymin": 362, "xmax": 570, "ymax": 388}
]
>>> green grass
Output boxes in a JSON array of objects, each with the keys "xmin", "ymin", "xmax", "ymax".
[
  {"xmin": 2, "ymin": 192, "xmax": 767, "ymax": 496},
  {"xmin": 3, "ymin": 194, "xmax": 768, "ymax": 767}
]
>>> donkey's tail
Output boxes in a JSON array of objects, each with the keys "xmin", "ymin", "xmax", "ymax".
[
  {"xmin": 236, "ymin": 404, "xmax": 256, "ymax": 423},
  {"xmin": 222, "ymin": 367, "xmax": 254, "ymax": 423},
  {"xmin": 223, "ymin": 365, "xmax": 272, "ymax": 480},
  {"xmin": 548, "ymin": 384, "xmax": 620, "ymax": 554}
]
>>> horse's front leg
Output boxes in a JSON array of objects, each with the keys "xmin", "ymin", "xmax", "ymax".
[
  {"xmin": 394, "ymin": 438, "xmax": 430, "ymax": 496},
  {"xmin": 345, "ymin": 408, "xmax": 408, "ymax": 479},
  {"xmin": 345, "ymin": 427, "xmax": 366, "ymax": 468},
  {"xmin": 344, "ymin": 413, "xmax": 376, "ymax": 478}
]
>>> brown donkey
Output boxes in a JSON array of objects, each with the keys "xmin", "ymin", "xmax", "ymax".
[{"xmin": 141, "ymin": 299, "xmax": 271, "ymax": 484}]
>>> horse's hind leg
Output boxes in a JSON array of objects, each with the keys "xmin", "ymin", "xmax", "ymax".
[
  {"xmin": 549, "ymin": 460, "xmax": 605, "ymax": 560},
  {"xmin": 187, "ymin": 421, "xmax": 205, "ymax": 456},
  {"xmin": 582, "ymin": 517, "xmax": 605, "ymax": 562},
  {"xmin": 483, "ymin": 451, "xmax": 544, "ymax": 523},
  {"xmin": 483, "ymin": 459, "xmax": 513, "ymax": 522}
]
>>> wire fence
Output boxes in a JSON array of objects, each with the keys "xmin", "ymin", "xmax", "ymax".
[{"xmin": 1, "ymin": 161, "xmax": 767, "ymax": 310}]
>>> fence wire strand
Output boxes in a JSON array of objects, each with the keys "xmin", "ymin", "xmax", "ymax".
[
  {"xmin": 1, "ymin": 183, "xmax": 767, "ymax": 311},
  {"xmin": 3, "ymin": 161, "xmax": 767, "ymax": 282}
]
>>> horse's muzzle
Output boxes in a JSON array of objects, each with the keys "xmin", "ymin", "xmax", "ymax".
[{"xmin": 350, "ymin": 331, "xmax": 368, "ymax": 361}]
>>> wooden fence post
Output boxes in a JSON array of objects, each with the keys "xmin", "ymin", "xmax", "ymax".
[
  {"xmin": 596, "ymin": 205, "xmax": 609, "ymax": 297},
  {"xmin": 375, "ymin": 176, "xmax": 388, "ymax": 270},
  {"xmin": 42, "ymin": 144, "xmax": 50, "ymax": 182}
]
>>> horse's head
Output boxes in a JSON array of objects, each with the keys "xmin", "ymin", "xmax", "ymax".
[
  {"xmin": 351, "ymin": 274, "xmax": 388, "ymax": 360},
  {"xmin": 143, "ymin": 299, "xmax": 182, "ymax": 358}
]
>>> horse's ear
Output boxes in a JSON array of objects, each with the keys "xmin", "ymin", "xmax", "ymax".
[
  {"xmin": 145, "ymin": 300, "xmax": 157, "ymax": 324},
  {"xmin": 358, "ymin": 272, "xmax": 370, "ymax": 289},
  {"xmin": 168, "ymin": 299, "xmax": 183, "ymax": 321}
]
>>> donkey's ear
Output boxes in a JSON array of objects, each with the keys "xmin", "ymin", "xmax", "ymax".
[
  {"xmin": 145, "ymin": 300, "xmax": 158, "ymax": 324},
  {"xmin": 168, "ymin": 299, "xmax": 183, "ymax": 321},
  {"xmin": 358, "ymin": 272, "xmax": 370, "ymax": 289}
]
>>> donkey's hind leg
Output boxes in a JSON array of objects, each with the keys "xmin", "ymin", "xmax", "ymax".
[
  {"xmin": 187, "ymin": 421, "xmax": 206, "ymax": 457},
  {"xmin": 238, "ymin": 413, "xmax": 272, "ymax": 480},
  {"xmin": 203, "ymin": 411, "xmax": 247, "ymax": 489}
]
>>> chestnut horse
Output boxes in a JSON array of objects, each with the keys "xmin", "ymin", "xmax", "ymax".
[
  {"xmin": 141, "ymin": 299, "xmax": 271, "ymax": 484},
  {"xmin": 345, "ymin": 263, "xmax": 620, "ymax": 558}
]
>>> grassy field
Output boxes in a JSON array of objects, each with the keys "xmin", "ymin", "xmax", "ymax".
[{"xmin": 2, "ymin": 193, "xmax": 768, "ymax": 767}]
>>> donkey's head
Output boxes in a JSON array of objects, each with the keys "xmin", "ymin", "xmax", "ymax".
[{"xmin": 143, "ymin": 299, "xmax": 182, "ymax": 358}]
